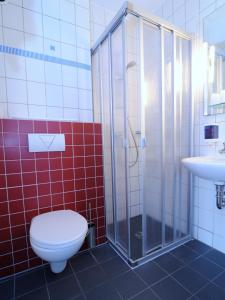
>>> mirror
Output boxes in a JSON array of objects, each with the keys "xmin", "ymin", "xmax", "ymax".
[{"xmin": 204, "ymin": 4, "xmax": 225, "ymax": 115}]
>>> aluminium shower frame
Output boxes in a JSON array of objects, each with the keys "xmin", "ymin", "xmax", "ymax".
[{"xmin": 91, "ymin": 1, "xmax": 194, "ymax": 267}]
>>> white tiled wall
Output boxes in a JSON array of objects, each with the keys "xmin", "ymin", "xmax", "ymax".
[
  {"xmin": 90, "ymin": 1, "xmax": 116, "ymax": 45},
  {"xmin": 0, "ymin": 0, "xmax": 93, "ymax": 122},
  {"xmin": 90, "ymin": 0, "xmax": 225, "ymax": 253},
  {"xmin": 154, "ymin": 0, "xmax": 225, "ymax": 254}
]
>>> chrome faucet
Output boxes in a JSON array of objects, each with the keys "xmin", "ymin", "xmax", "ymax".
[{"xmin": 219, "ymin": 142, "xmax": 225, "ymax": 154}]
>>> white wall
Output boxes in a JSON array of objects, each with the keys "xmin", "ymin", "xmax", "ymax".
[
  {"xmin": 90, "ymin": 0, "xmax": 225, "ymax": 253},
  {"xmin": 90, "ymin": 0, "xmax": 164, "ymax": 46},
  {"xmin": 0, "ymin": 0, "xmax": 93, "ymax": 122}
]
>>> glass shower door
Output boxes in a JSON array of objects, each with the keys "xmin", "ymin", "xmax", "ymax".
[
  {"xmin": 141, "ymin": 22, "xmax": 163, "ymax": 254},
  {"xmin": 163, "ymin": 30, "xmax": 175, "ymax": 245},
  {"xmin": 93, "ymin": 9, "xmax": 192, "ymax": 264},
  {"xmin": 111, "ymin": 23, "xmax": 129, "ymax": 253},
  {"xmin": 99, "ymin": 38, "xmax": 115, "ymax": 242},
  {"xmin": 141, "ymin": 23, "xmax": 191, "ymax": 255},
  {"xmin": 174, "ymin": 36, "xmax": 191, "ymax": 239}
]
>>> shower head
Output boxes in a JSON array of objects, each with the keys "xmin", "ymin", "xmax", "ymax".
[{"xmin": 126, "ymin": 61, "xmax": 136, "ymax": 69}]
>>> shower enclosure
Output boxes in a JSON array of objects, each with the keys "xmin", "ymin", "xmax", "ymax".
[{"xmin": 92, "ymin": 2, "xmax": 192, "ymax": 265}]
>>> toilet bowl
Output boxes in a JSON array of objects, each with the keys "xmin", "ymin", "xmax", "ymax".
[{"xmin": 30, "ymin": 210, "xmax": 88, "ymax": 273}]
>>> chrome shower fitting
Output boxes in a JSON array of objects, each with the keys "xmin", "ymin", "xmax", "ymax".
[
  {"xmin": 127, "ymin": 118, "xmax": 139, "ymax": 168},
  {"xmin": 216, "ymin": 184, "xmax": 225, "ymax": 209},
  {"xmin": 126, "ymin": 61, "xmax": 136, "ymax": 69}
]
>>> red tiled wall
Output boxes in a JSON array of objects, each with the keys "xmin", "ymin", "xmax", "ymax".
[{"xmin": 0, "ymin": 119, "xmax": 105, "ymax": 278}]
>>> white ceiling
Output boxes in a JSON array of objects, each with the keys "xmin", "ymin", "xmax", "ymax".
[{"xmin": 93, "ymin": 0, "xmax": 163, "ymax": 15}]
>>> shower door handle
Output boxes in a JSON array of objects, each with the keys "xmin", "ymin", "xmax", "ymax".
[
  {"xmin": 141, "ymin": 137, "xmax": 146, "ymax": 149},
  {"xmin": 123, "ymin": 138, "xmax": 129, "ymax": 148}
]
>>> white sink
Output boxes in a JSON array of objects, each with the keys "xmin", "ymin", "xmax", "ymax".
[{"xmin": 182, "ymin": 156, "xmax": 225, "ymax": 184}]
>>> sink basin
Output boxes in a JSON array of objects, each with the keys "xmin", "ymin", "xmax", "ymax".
[{"xmin": 182, "ymin": 156, "xmax": 225, "ymax": 183}]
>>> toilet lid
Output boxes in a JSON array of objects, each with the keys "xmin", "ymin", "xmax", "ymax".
[{"xmin": 30, "ymin": 210, "xmax": 88, "ymax": 248}]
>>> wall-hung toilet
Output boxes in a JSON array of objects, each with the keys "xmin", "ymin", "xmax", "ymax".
[{"xmin": 30, "ymin": 210, "xmax": 88, "ymax": 273}]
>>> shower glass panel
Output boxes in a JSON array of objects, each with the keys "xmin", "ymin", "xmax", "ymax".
[
  {"xmin": 177, "ymin": 37, "xmax": 191, "ymax": 238},
  {"xmin": 174, "ymin": 36, "xmax": 191, "ymax": 240},
  {"xmin": 163, "ymin": 30, "xmax": 175, "ymax": 245},
  {"xmin": 125, "ymin": 14, "xmax": 142, "ymax": 260},
  {"xmin": 98, "ymin": 39, "xmax": 115, "ymax": 242},
  {"xmin": 111, "ymin": 24, "xmax": 129, "ymax": 253},
  {"xmin": 142, "ymin": 22, "xmax": 163, "ymax": 254},
  {"xmin": 91, "ymin": 51, "xmax": 101, "ymax": 123},
  {"xmin": 91, "ymin": 3, "xmax": 192, "ymax": 266}
]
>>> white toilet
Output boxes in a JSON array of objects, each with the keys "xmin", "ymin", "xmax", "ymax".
[{"xmin": 30, "ymin": 210, "xmax": 88, "ymax": 273}]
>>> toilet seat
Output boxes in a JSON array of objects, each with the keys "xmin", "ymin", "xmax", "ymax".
[{"xmin": 30, "ymin": 210, "xmax": 88, "ymax": 250}]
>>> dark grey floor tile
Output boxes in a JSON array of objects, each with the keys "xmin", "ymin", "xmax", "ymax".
[
  {"xmin": 205, "ymin": 249, "xmax": 225, "ymax": 268},
  {"xmin": 189, "ymin": 257, "xmax": 223, "ymax": 280},
  {"xmin": 48, "ymin": 275, "xmax": 81, "ymax": 300},
  {"xmin": 91, "ymin": 244, "xmax": 117, "ymax": 263},
  {"xmin": 15, "ymin": 268, "xmax": 45, "ymax": 297},
  {"xmin": 86, "ymin": 282, "xmax": 120, "ymax": 300},
  {"xmin": 0, "ymin": 278, "xmax": 14, "ymax": 300},
  {"xmin": 131, "ymin": 288, "xmax": 159, "ymax": 300},
  {"xmin": 45, "ymin": 263, "xmax": 73, "ymax": 284},
  {"xmin": 213, "ymin": 271, "xmax": 225, "ymax": 290},
  {"xmin": 100, "ymin": 256, "xmax": 129, "ymax": 279},
  {"xmin": 76, "ymin": 265, "xmax": 106, "ymax": 292},
  {"xmin": 135, "ymin": 261, "xmax": 167, "ymax": 286},
  {"xmin": 70, "ymin": 251, "xmax": 97, "ymax": 272},
  {"xmin": 196, "ymin": 283, "xmax": 225, "ymax": 300},
  {"xmin": 112, "ymin": 270, "xmax": 146, "ymax": 299},
  {"xmin": 73, "ymin": 296, "xmax": 85, "ymax": 300},
  {"xmin": 152, "ymin": 276, "xmax": 191, "ymax": 300},
  {"xmin": 155, "ymin": 253, "xmax": 184, "ymax": 274},
  {"xmin": 170, "ymin": 245, "xmax": 199, "ymax": 263},
  {"xmin": 16, "ymin": 287, "xmax": 48, "ymax": 300},
  {"xmin": 185, "ymin": 240, "xmax": 211, "ymax": 255},
  {"xmin": 172, "ymin": 266, "xmax": 208, "ymax": 294}
]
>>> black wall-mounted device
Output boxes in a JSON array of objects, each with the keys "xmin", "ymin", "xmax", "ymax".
[{"xmin": 204, "ymin": 125, "xmax": 219, "ymax": 139}]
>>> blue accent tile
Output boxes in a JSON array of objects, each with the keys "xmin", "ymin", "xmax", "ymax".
[{"xmin": 0, "ymin": 44, "xmax": 91, "ymax": 71}]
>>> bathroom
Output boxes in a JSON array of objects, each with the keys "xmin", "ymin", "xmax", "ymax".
[{"xmin": 1, "ymin": 0, "xmax": 225, "ymax": 299}]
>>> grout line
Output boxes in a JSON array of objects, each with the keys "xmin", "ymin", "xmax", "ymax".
[
  {"xmin": 1, "ymin": 120, "xmax": 17, "ymax": 285},
  {"xmin": 169, "ymin": 246, "xmax": 225, "ymax": 298},
  {"xmin": 14, "ymin": 268, "xmax": 47, "ymax": 299},
  {"xmin": 15, "ymin": 285, "xmax": 47, "ymax": 300},
  {"xmin": 3, "ymin": 242, "xmax": 225, "ymax": 299},
  {"xmin": 1, "ymin": 75, "xmax": 93, "ymax": 91},
  {"xmin": 1, "ymin": 242, "xmax": 110, "ymax": 281},
  {"xmin": 43, "ymin": 269, "xmax": 51, "ymax": 300},
  {"xmin": 128, "ymin": 286, "xmax": 161, "ymax": 300},
  {"xmin": 130, "ymin": 267, "xmax": 162, "ymax": 300},
  {"xmin": 69, "ymin": 260, "xmax": 87, "ymax": 300},
  {"xmin": 131, "ymin": 243, "xmax": 216, "ymax": 298}
]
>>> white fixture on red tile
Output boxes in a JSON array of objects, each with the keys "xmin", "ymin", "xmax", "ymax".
[
  {"xmin": 28, "ymin": 133, "xmax": 65, "ymax": 152},
  {"xmin": 30, "ymin": 210, "xmax": 88, "ymax": 273}
]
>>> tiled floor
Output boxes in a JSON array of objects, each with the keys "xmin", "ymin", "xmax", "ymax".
[{"xmin": 2, "ymin": 240, "xmax": 225, "ymax": 299}]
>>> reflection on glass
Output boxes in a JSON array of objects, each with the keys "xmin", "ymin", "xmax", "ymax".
[{"xmin": 204, "ymin": 4, "xmax": 225, "ymax": 114}]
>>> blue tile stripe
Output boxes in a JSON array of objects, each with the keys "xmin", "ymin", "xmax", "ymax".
[{"xmin": 0, "ymin": 44, "xmax": 91, "ymax": 71}]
